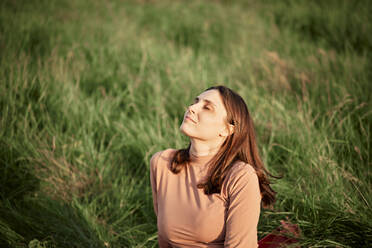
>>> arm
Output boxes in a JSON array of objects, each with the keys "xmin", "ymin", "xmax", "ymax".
[
  {"xmin": 224, "ymin": 165, "xmax": 261, "ymax": 248},
  {"xmin": 149, "ymin": 151, "xmax": 172, "ymax": 248},
  {"xmin": 149, "ymin": 152, "xmax": 160, "ymax": 216}
]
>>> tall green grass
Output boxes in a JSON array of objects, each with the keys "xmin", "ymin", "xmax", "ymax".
[{"xmin": 1, "ymin": 0, "xmax": 371, "ymax": 247}]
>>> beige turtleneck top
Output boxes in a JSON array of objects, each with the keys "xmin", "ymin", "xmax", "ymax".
[{"xmin": 150, "ymin": 148, "xmax": 261, "ymax": 248}]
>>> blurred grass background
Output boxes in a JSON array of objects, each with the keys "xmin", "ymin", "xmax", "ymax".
[{"xmin": 0, "ymin": 0, "xmax": 371, "ymax": 247}]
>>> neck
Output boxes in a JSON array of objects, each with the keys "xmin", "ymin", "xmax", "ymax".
[{"xmin": 189, "ymin": 138, "xmax": 223, "ymax": 157}]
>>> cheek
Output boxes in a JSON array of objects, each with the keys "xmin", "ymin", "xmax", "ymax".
[
  {"xmin": 198, "ymin": 123, "xmax": 223, "ymax": 138},
  {"xmin": 200, "ymin": 115, "xmax": 225, "ymax": 129},
  {"xmin": 192, "ymin": 118, "xmax": 225, "ymax": 138}
]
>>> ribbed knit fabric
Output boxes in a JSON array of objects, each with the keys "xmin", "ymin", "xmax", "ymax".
[{"xmin": 150, "ymin": 148, "xmax": 261, "ymax": 248}]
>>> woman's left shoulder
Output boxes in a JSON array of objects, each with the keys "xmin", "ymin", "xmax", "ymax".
[
  {"xmin": 222, "ymin": 161, "xmax": 259, "ymax": 194},
  {"xmin": 228, "ymin": 161, "xmax": 257, "ymax": 179}
]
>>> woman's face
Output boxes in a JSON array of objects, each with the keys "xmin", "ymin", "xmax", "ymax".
[{"xmin": 180, "ymin": 89, "xmax": 230, "ymax": 141}]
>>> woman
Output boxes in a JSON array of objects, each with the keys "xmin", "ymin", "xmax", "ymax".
[{"xmin": 150, "ymin": 85, "xmax": 277, "ymax": 247}]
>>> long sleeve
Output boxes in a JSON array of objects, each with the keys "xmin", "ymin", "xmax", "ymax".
[
  {"xmin": 150, "ymin": 151, "xmax": 172, "ymax": 248},
  {"xmin": 150, "ymin": 152, "xmax": 160, "ymax": 216},
  {"xmin": 224, "ymin": 165, "xmax": 261, "ymax": 248}
]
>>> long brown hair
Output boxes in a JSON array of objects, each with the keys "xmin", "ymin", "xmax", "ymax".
[{"xmin": 171, "ymin": 85, "xmax": 278, "ymax": 208}]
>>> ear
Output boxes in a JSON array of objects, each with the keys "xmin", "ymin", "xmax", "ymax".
[
  {"xmin": 228, "ymin": 123, "xmax": 234, "ymax": 135},
  {"xmin": 219, "ymin": 123, "xmax": 235, "ymax": 137}
]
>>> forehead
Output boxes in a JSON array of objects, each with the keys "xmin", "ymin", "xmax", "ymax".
[{"xmin": 197, "ymin": 89, "xmax": 227, "ymax": 112}]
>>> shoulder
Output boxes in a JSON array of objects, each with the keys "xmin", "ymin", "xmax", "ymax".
[
  {"xmin": 223, "ymin": 161, "xmax": 259, "ymax": 194},
  {"xmin": 228, "ymin": 161, "xmax": 257, "ymax": 179},
  {"xmin": 150, "ymin": 148, "xmax": 177, "ymax": 170}
]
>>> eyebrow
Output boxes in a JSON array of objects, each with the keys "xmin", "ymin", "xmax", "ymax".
[{"xmin": 195, "ymin": 97, "xmax": 217, "ymax": 108}]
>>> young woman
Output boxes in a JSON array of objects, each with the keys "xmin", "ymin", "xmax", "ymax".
[{"xmin": 150, "ymin": 85, "xmax": 277, "ymax": 247}]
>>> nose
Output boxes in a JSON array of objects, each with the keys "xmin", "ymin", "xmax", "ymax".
[{"xmin": 187, "ymin": 103, "xmax": 196, "ymax": 114}]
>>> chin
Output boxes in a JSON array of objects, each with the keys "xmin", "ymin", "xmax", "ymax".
[{"xmin": 180, "ymin": 123, "xmax": 193, "ymax": 137}]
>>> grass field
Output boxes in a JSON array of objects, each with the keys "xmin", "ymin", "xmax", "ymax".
[{"xmin": 1, "ymin": 0, "xmax": 371, "ymax": 247}]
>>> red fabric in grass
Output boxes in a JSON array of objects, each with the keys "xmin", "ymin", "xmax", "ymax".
[{"xmin": 258, "ymin": 220, "xmax": 300, "ymax": 248}]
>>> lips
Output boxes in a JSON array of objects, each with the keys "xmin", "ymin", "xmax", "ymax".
[{"xmin": 185, "ymin": 115, "xmax": 197, "ymax": 124}]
